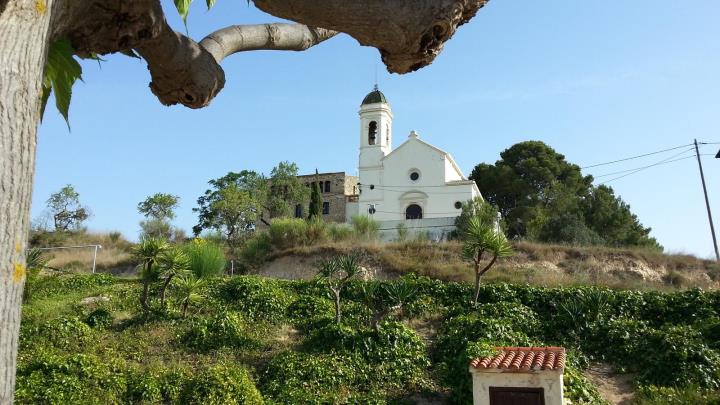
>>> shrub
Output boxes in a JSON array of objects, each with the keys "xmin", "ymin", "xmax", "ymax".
[
  {"xmin": 433, "ymin": 312, "xmax": 535, "ymax": 403},
  {"xmin": 635, "ymin": 385, "xmax": 720, "ymax": 405},
  {"xmin": 261, "ymin": 351, "xmax": 362, "ymax": 403},
  {"xmin": 305, "ymin": 217, "xmax": 328, "ymax": 245},
  {"xmin": 124, "ymin": 367, "xmax": 192, "ymax": 403},
  {"xmin": 85, "ymin": 308, "xmax": 113, "ymax": 328},
  {"xmin": 28, "ymin": 273, "xmax": 115, "ymax": 297},
  {"xmin": 180, "ymin": 312, "xmax": 261, "ymax": 351},
  {"xmin": 268, "ymin": 218, "xmax": 308, "ymax": 250},
  {"xmin": 635, "ymin": 325, "xmax": 720, "ymax": 388},
  {"xmin": 33, "ymin": 316, "xmax": 94, "ymax": 350},
  {"xmin": 15, "ymin": 352, "xmax": 126, "ymax": 404},
  {"xmin": 563, "ymin": 363, "xmax": 608, "ymax": 404},
  {"xmin": 217, "ymin": 276, "xmax": 292, "ymax": 322},
  {"xmin": 396, "ymin": 223, "xmax": 408, "ymax": 241},
  {"xmin": 351, "ymin": 215, "xmax": 379, "ymax": 240},
  {"xmin": 328, "ymin": 223, "xmax": 354, "ymax": 241},
  {"xmin": 286, "ymin": 295, "xmax": 334, "ymax": 327},
  {"xmin": 185, "ymin": 238, "xmax": 226, "ymax": 278},
  {"xmin": 239, "ymin": 232, "xmax": 273, "ymax": 267},
  {"xmin": 180, "ymin": 364, "xmax": 263, "ymax": 404},
  {"xmin": 699, "ymin": 318, "xmax": 720, "ymax": 349}
]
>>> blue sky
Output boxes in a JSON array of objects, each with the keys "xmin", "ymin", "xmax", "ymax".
[{"xmin": 33, "ymin": 0, "xmax": 720, "ymax": 258}]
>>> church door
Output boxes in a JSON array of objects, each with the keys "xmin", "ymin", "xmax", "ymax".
[{"xmin": 405, "ymin": 204, "xmax": 423, "ymax": 220}]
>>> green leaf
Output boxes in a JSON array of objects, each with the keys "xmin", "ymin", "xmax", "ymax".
[
  {"xmin": 206, "ymin": 0, "xmax": 216, "ymax": 10},
  {"xmin": 41, "ymin": 38, "xmax": 82, "ymax": 128},
  {"xmin": 174, "ymin": 0, "xmax": 192, "ymax": 25}
]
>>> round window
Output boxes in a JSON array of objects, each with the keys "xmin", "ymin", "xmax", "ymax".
[
  {"xmin": 409, "ymin": 171, "xmax": 420, "ymax": 181},
  {"xmin": 454, "ymin": 201, "xmax": 463, "ymax": 209},
  {"xmin": 369, "ymin": 184, "xmax": 375, "ymax": 190}
]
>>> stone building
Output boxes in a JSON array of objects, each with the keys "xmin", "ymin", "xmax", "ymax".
[{"xmin": 294, "ymin": 172, "xmax": 359, "ymax": 223}]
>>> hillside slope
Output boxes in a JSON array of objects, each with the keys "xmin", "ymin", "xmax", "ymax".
[{"xmin": 256, "ymin": 241, "xmax": 719, "ymax": 290}]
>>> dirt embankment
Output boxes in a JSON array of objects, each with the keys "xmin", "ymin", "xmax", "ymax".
[{"xmin": 255, "ymin": 241, "xmax": 719, "ymax": 289}]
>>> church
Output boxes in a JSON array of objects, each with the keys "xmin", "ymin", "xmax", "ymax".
[{"xmin": 300, "ymin": 87, "xmax": 481, "ymax": 240}]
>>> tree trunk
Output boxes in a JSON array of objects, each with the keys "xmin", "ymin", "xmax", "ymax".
[
  {"xmin": 0, "ymin": 1, "xmax": 55, "ymax": 402},
  {"xmin": 140, "ymin": 266, "xmax": 151, "ymax": 312},
  {"xmin": 182, "ymin": 300, "xmax": 189, "ymax": 317},
  {"xmin": 473, "ymin": 265, "xmax": 482, "ymax": 306},
  {"xmin": 159, "ymin": 274, "xmax": 173, "ymax": 307}
]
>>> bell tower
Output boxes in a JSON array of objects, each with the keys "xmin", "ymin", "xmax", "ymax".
[{"xmin": 358, "ymin": 85, "xmax": 393, "ymax": 169}]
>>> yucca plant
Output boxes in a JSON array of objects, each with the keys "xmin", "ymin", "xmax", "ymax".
[
  {"xmin": 360, "ymin": 281, "xmax": 417, "ymax": 331},
  {"xmin": 316, "ymin": 253, "xmax": 364, "ymax": 323},
  {"xmin": 157, "ymin": 246, "xmax": 191, "ymax": 307},
  {"xmin": 462, "ymin": 215, "xmax": 513, "ymax": 306},
  {"xmin": 23, "ymin": 248, "xmax": 50, "ymax": 303},
  {"xmin": 173, "ymin": 275, "xmax": 206, "ymax": 317},
  {"xmin": 132, "ymin": 237, "xmax": 169, "ymax": 311}
]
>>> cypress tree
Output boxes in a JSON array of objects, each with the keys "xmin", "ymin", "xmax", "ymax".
[{"xmin": 308, "ymin": 169, "xmax": 323, "ymax": 219}]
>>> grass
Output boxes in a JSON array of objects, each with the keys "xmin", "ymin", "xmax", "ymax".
[
  {"xmin": 270, "ymin": 239, "xmax": 719, "ymax": 291},
  {"xmin": 30, "ymin": 230, "xmax": 135, "ymax": 273}
]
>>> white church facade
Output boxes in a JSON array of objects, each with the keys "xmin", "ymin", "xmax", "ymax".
[{"xmin": 344, "ymin": 87, "xmax": 481, "ymax": 240}]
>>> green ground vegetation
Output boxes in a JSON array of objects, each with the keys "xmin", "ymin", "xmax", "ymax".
[{"xmin": 16, "ymin": 269, "xmax": 720, "ymax": 404}]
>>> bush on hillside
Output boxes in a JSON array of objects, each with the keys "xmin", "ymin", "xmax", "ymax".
[
  {"xmin": 328, "ymin": 222, "xmax": 354, "ymax": 241},
  {"xmin": 180, "ymin": 364, "xmax": 263, "ymax": 405},
  {"xmin": 268, "ymin": 218, "xmax": 309, "ymax": 250},
  {"xmin": 263, "ymin": 323, "xmax": 428, "ymax": 403},
  {"xmin": 286, "ymin": 295, "xmax": 335, "ymax": 328},
  {"xmin": 185, "ymin": 238, "xmax": 226, "ymax": 278},
  {"xmin": 217, "ymin": 276, "xmax": 293, "ymax": 322},
  {"xmin": 85, "ymin": 308, "xmax": 113, "ymax": 329},
  {"xmin": 34, "ymin": 317, "xmax": 94, "ymax": 350},
  {"xmin": 351, "ymin": 215, "xmax": 379, "ymax": 240},
  {"xmin": 15, "ymin": 352, "xmax": 126, "ymax": 404},
  {"xmin": 239, "ymin": 232, "xmax": 273, "ymax": 267},
  {"xmin": 180, "ymin": 312, "xmax": 261, "ymax": 352}
]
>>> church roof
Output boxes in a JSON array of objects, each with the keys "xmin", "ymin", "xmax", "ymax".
[
  {"xmin": 383, "ymin": 133, "xmax": 465, "ymax": 179},
  {"xmin": 361, "ymin": 85, "xmax": 388, "ymax": 105}
]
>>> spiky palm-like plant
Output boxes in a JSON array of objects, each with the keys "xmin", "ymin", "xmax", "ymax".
[
  {"xmin": 360, "ymin": 281, "xmax": 417, "ymax": 331},
  {"xmin": 462, "ymin": 216, "xmax": 513, "ymax": 306},
  {"xmin": 173, "ymin": 275, "xmax": 206, "ymax": 317},
  {"xmin": 132, "ymin": 237, "xmax": 169, "ymax": 311},
  {"xmin": 157, "ymin": 246, "xmax": 191, "ymax": 307},
  {"xmin": 316, "ymin": 253, "xmax": 364, "ymax": 323},
  {"xmin": 23, "ymin": 248, "xmax": 50, "ymax": 303}
]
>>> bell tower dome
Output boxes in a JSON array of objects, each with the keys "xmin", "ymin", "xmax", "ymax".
[{"xmin": 358, "ymin": 85, "xmax": 393, "ymax": 169}]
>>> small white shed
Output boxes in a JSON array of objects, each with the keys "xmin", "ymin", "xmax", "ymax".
[{"xmin": 469, "ymin": 346, "xmax": 566, "ymax": 405}]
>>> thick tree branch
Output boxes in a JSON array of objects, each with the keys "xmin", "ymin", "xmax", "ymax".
[
  {"xmin": 49, "ymin": 0, "xmax": 488, "ymax": 108},
  {"xmin": 200, "ymin": 23, "xmax": 338, "ymax": 64},
  {"xmin": 253, "ymin": 0, "xmax": 489, "ymax": 73}
]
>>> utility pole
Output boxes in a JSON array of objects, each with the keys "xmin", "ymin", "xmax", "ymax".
[{"xmin": 694, "ymin": 139, "xmax": 719, "ymax": 261}]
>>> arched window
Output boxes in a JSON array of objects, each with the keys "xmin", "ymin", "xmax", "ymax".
[
  {"xmin": 405, "ymin": 204, "xmax": 423, "ymax": 220},
  {"xmin": 368, "ymin": 121, "xmax": 377, "ymax": 145}
]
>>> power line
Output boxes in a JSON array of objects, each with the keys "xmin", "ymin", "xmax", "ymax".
[
  {"xmin": 592, "ymin": 148, "xmax": 696, "ymax": 178},
  {"xmin": 581, "ymin": 143, "xmax": 693, "ymax": 169},
  {"xmin": 598, "ymin": 148, "xmax": 696, "ymax": 185}
]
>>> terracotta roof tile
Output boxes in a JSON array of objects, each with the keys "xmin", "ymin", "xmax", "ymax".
[{"xmin": 469, "ymin": 347, "xmax": 566, "ymax": 371}]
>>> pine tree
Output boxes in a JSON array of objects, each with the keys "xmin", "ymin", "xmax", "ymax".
[{"xmin": 308, "ymin": 170, "xmax": 323, "ymax": 219}]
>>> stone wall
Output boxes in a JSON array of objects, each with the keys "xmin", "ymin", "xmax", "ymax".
[{"xmin": 297, "ymin": 172, "xmax": 358, "ymax": 223}]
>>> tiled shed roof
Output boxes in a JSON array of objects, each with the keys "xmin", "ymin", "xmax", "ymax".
[{"xmin": 469, "ymin": 347, "xmax": 566, "ymax": 371}]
